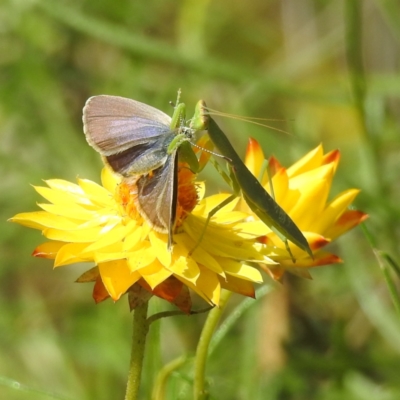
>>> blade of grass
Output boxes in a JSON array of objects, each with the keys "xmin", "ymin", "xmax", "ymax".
[
  {"xmin": 0, "ymin": 376, "xmax": 73, "ymax": 400},
  {"xmin": 374, "ymin": 249, "xmax": 400, "ymax": 318}
]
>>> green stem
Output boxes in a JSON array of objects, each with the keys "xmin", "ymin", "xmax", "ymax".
[
  {"xmin": 125, "ymin": 301, "xmax": 150, "ymax": 400},
  {"xmin": 193, "ymin": 290, "xmax": 233, "ymax": 400},
  {"xmin": 209, "ymin": 285, "xmax": 273, "ymax": 355},
  {"xmin": 152, "ymin": 356, "xmax": 187, "ymax": 400}
]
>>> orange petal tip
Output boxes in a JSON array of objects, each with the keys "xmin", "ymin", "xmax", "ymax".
[
  {"xmin": 244, "ymin": 137, "xmax": 265, "ymax": 175},
  {"xmin": 259, "ymin": 264, "xmax": 285, "ymax": 281},
  {"xmin": 310, "ymin": 236, "xmax": 330, "ymax": 251},
  {"xmin": 93, "ymin": 277, "xmax": 111, "ymax": 303},
  {"xmin": 327, "ymin": 211, "xmax": 369, "ymax": 239},
  {"xmin": 32, "ymin": 249, "xmax": 52, "ymax": 258},
  {"xmin": 313, "ymin": 254, "xmax": 342, "ymax": 266},
  {"xmin": 256, "ymin": 235, "xmax": 274, "ymax": 245},
  {"xmin": 338, "ymin": 210, "xmax": 368, "ymax": 226},
  {"xmin": 322, "ymin": 149, "xmax": 340, "ymax": 165},
  {"xmin": 247, "ymin": 137, "xmax": 262, "ymax": 153},
  {"xmin": 267, "ymin": 156, "xmax": 283, "ymax": 176}
]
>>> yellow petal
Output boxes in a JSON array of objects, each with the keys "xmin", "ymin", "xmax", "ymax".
[
  {"xmin": 99, "ymin": 260, "xmax": 140, "ymax": 301},
  {"xmin": 101, "ymin": 166, "xmax": 120, "ymax": 192},
  {"xmin": 265, "ymin": 168, "xmax": 290, "ymax": 205},
  {"xmin": 169, "ymin": 246, "xmax": 200, "ymax": 283},
  {"xmin": 38, "ymin": 203, "xmax": 97, "ymax": 221},
  {"xmin": 193, "ymin": 193, "xmax": 239, "ymax": 217},
  {"xmin": 44, "ymin": 226, "xmax": 103, "ymax": 242},
  {"xmin": 195, "ymin": 265, "xmax": 221, "ymax": 305},
  {"xmin": 127, "ymin": 245, "xmax": 157, "ymax": 271},
  {"xmin": 123, "ymin": 225, "xmax": 143, "ymax": 251},
  {"xmin": 191, "ymin": 245, "xmax": 225, "ymax": 276},
  {"xmin": 54, "ymin": 243, "xmax": 93, "ymax": 266},
  {"xmin": 174, "ymin": 275, "xmax": 214, "ymax": 305},
  {"xmin": 244, "ymin": 138, "xmax": 265, "ymax": 176},
  {"xmin": 44, "ymin": 179, "xmax": 84, "ymax": 194},
  {"xmin": 234, "ymin": 219, "xmax": 271, "ymax": 237},
  {"xmin": 313, "ymin": 189, "xmax": 360, "ymax": 234},
  {"xmin": 149, "ymin": 231, "xmax": 171, "ymax": 267},
  {"xmin": 140, "ymin": 261, "xmax": 173, "ymax": 289},
  {"xmin": 94, "ymin": 250, "xmax": 127, "ymax": 264},
  {"xmin": 9, "ymin": 211, "xmax": 78, "ymax": 230},
  {"xmin": 216, "ymin": 258, "xmax": 262, "ymax": 282},
  {"xmin": 289, "ymin": 163, "xmax": 334, "ymax": 191},
  {"xmin": 325, "ymin": 210, "xmax": 367, "ymax": 240},
  {"xmin": 84, "ymin": 221, "xmax": 135, "ymax": 252},
  {"xmin": 287, "ymin": 145, "xmax": 323, "ymax": 177},
  {"xmin": 183, "ymin": 215, "xmax": 265, "ymax": 261},
  {"xmin": 288, "ymin": 178, "xmax": 331, "ymax": 230},
  {"xmin": 33, "ymin": 241, "xmax": 64, "ymax": 258},
  {"xmin": 34, "ymin": 185, "xmax": 93, "ymax": 207},
  {"xmin": 279, "ymin": 251, "xmax": 342, "ymax": 268},
  {"xmin": 173, "ymin": 265, "xmax": 220, "ymax": 305},
  {"xmin": 219, "ymin": 274, "xmax": 255, "ymax": 298},
  {"xmin": 264, "ymin": 169, "xmax": 302, "ymax": 212},
  {"xmin": 212, "ymin": 211, "xmax": 248, "ymax": 224},
  {"xmin": 78, "ymin": 178, "xmax": 115, "ymax": 207}
]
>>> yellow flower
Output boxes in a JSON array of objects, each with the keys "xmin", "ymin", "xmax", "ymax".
[
  {"xmin": 240, "ymin": 139, "xmax": 367, "ymax": 280},
  {"xmin": 10, "ymin": 165, "xmax": 273, "ymax": 312},
  {"xmin": 10, "ymin": 132, "xmax": 367, "ymax": 308}
]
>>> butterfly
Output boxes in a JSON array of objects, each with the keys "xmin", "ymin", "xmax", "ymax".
[{"xmin": 83, "ymin": 94, "xmax": 196, "ymax": 250}]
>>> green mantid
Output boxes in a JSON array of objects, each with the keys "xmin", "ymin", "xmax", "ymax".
[
  {"xmin": 190, "ymin": 100, "xmax": 312, "ymax": 259},
  {"xmin": 83, "ymin": 92, "xmax": 311, "ymax": 258}
]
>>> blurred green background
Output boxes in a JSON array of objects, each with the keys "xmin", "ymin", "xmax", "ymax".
[{"xmin": 1, "ymin": 0, "xmax": 400, "ymax": 399}]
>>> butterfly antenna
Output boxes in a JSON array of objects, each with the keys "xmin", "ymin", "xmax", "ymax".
[{"xmin": 203, "ymin": 106, "xmax": 292, "ymax": 136}]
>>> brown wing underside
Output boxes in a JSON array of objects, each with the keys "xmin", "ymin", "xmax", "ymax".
[{"xmin": 135, "ymin": 153, "xmax": 178, "ymax": 250}]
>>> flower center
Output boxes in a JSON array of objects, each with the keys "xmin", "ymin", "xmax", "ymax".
[
  {"xmin": 115, "ymin": 178, "xmax": 143, "ymax": 225},
  {"xmin": 115, "ymin": 163, "xmax": 198, "ymax": 231},
  {"xmin": 175, "ymin": 164, "xmax": 198, "ymax": 228}
]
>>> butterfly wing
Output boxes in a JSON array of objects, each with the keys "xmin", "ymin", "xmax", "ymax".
[
  {"xmin": 83, "ymin": 94, "xmax": 179, "ymax": 249},
  {"xmin": 135, "ymin": 152, "xmax": 178, "ymax": 249},
  {"xmin": 83, "ymin": 95, "xmax": 174, "ymax": 175},
  {"xmin": 105, "ymin": 131, "xmax": 176, "ymax": 176}
]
